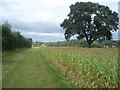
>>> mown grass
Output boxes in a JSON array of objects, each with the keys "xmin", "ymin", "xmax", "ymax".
[
  {"xmin": 2, "ymin": 48, "xmax": 72, "ymax": 88},
  {"xmin": 40, "ymin": 47, "xmax": 118, "ymax": 88}
]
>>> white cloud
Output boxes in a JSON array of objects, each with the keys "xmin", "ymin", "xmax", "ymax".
[
  {"xmin": 1, "ymin": 0, "xmax": 118, "ymax": 23},
  {"xmin": 20, "ymin": 31, "xmax": 65, "ymax": 42},
  {"xmin": 0, "ymin": 0, "xmax": 119, "ymax": 41},
  {"xmin": 28, "ymin": 32, "xmax": 64, "ymax": 37}
]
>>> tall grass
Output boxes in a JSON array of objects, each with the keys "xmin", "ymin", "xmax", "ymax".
[{"xmin": 40, "ymin": 47, "xmax": 118, "ymax": 88}]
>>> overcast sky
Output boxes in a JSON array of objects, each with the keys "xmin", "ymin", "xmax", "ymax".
[{"xmin": 0, "ymin": 0, "xmax": 119, "ymax": 42}]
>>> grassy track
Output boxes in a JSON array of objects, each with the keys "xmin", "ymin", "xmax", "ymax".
[{"xmin": 2, "ymin": 48, "xmax": 72, "ymax": 88}]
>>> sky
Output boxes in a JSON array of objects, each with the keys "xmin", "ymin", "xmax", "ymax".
[{"xmin": 0, "ymin": 0, "xmax": 119, "ymax": 42}]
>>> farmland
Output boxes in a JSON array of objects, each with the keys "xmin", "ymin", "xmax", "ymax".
[
  {"xmin": 2, "ymin": 47, "xmax": 118, "ymax": 88},
  {"xmin": 40, "ymin": 47, "xmax": 118, "ymax": 88}
]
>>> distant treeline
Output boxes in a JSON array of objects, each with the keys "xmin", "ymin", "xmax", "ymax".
[
  {"xmin": 1, "ymin": 21, "xmax": 32, "ymax": 51},
  {"xmin": 33, "ymin": 39, "xmax": 119, "ymax": 48}
]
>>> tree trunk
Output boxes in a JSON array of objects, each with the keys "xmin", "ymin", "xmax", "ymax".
[
  {"xmin": 67, "ymin": 40, "xmax": 70, "ymax": 47},
  {"xmin": 87, "ymin": 41, "xmax": 92, "ymax": 48}
]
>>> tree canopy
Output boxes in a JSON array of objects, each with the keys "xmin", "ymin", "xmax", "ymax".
[
  {"xmin": 60, "ymin": 2, "xmax": 118, "ymax": 48},
  {"xmin": 2, "ymin": 21, "xmax": 32, "ymax": 51}
]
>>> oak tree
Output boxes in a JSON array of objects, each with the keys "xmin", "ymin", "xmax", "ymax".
[{"xmin": 60, "ymin": 2, "xmax": 118, "ymax": 48}]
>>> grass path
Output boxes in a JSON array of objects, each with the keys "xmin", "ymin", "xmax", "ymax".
[{"xmin": 2, "ymin": 48, "xmax": 72, "ymax": 88}]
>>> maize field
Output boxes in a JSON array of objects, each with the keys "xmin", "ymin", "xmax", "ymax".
[{"xmin": 40, "ymin": 47, "xmax": 118, "ymax": 88}]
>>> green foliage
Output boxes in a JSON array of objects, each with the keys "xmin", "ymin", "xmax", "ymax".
[
  {"xmin": 60, "ymin": 2, "xmax": 118, "ymax": 47},
  {"xmin": 45, "ymin": 41, "xmax": 68, "ymax": 47},
  {"xmin": 2, "ymin": 21, "xmax": 32, "ymax": 51},
  {"xmin": 43, "ymin": 39, "xmax": 118, "ymax": 48},
  {"xmin": 0, "ymin": 25, "xmax": 2, "ymax": 51},
  {"xmin": 40, "ymin": 47, "xmax": 118, "ymax": 88},
  {"xmin": 32, "ymin": 42, "xmax": 43, "ymax": 47}
]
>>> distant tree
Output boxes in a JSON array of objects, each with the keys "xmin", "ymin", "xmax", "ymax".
[
  {"xmin": 60, "ymin": 2, "xmax": 118, "ymax": 48},
  {"xmin": 0, "ymin": 24, "xmax": 2, "ymax": 51},
  {"xmin": 27, "ymin": 38, "xmax": 32, "ymax": 48},
  {"xmin": 2, "ymin": 21, "xmax": 32, "ymax": 51},
  {"xmin": 2, "ymin": 21, "xmax": 13, "ymax": 50}
]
